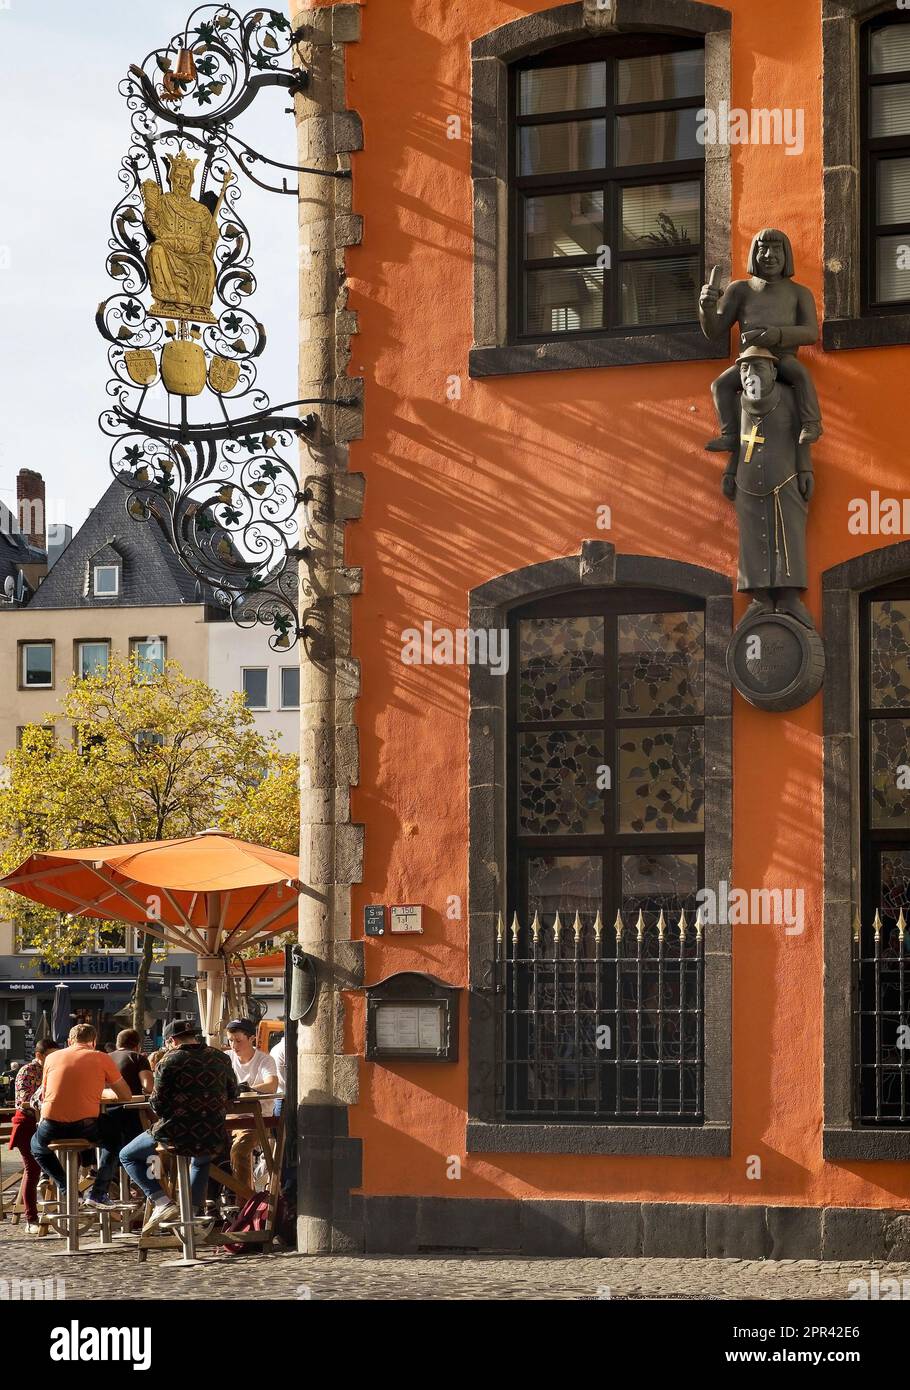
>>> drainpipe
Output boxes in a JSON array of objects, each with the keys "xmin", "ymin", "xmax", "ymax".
[{"xmin": 292, "ymin": 3, "xmax": 363, "ymax": 1254}]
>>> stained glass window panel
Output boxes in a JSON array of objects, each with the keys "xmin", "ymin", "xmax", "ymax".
[
  {"xmin": 621, "ymin": 853, "xmax": 700, "ymax": 915},
  {"xmin": 528, "ymin": 854, "xmax": 602, "ymax": 920},
  {"xmin": 519, "ymin": 730, "xmax": 606, "ymax": 835},
  {"xmin": 880, "ymin": 849, "xmax": 910, "ymax": 922},
  {"xmin": 617, "ymin": 610, "xmax": 704, "ymax": 716},
  {"xmin": 870, "ymin": 718, "xmax": 910, "ymax": 827},
  {"xmin": 618, "ymin": 725, "xmax": 705, "ymax": 833},
  {"xmin": 519, "ymin": 615, "xmax": 605, "ymax": 720},
  {"xmin": 870, "ymin": 600, "xmax": 910, "ymax": 708}
]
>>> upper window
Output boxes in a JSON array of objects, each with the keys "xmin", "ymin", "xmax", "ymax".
[
  {"xmin": 242, "ymin": 667, "xmax": 268, "ymax": 710},
  {"xmin": 131, "ymin": 637, "xmax": 166, "ymax": 680},
  {"xmin": 77, "ymin": 640, "xmax": 110, "ymax": 680},
  {"xmin": 20, "ymin": 642, "xmax": 53, "ymax": 689},
  {"xmin": 505, "ymin": 590, "xmax": 706, "ymax": 1122},
  {"xmin": 511, "ymin": 37, "xmax": 705, "ymax": 341},
  {"xmin": 280, "ymin": 666, "xmax": 300, "ymax": 710},
  {"xmin": 863, "ymin": 15, "xmax": 910, "ymax": 312},
  {"xmin": 93, "ymin": 563, "xmax": 120, "ymax": 597}
]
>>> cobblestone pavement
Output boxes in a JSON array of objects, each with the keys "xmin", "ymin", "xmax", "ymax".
[{"xmin": 0, "ymin": 1217, "xmax": 905, "ymax": 1299}]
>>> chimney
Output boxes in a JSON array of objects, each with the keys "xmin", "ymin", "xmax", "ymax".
[{"xmin": 17, "ymin": 469, "xmax": 46, "ymax": 551}]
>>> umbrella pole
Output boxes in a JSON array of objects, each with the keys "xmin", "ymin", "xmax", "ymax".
[{"xmin": 196, "ymin": 956, "xmax": 226, "ymax": 1048}]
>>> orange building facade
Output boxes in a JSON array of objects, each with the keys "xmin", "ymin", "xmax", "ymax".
[{"xmin": 293, "ymin": 0, "xmax": 910, "ymax": 1257}]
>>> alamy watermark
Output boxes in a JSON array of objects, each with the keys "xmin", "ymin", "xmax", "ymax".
[
  {"xmin": 696, "ymin": 880, "xmax": 804, "ymax": 935},
  {"xmin": 697, "ymin": 102, "xmax": 804, "ymax": 157},
  {"xmin": 400, "ymin": 623, "xmax": 509, "ymax": 676}
]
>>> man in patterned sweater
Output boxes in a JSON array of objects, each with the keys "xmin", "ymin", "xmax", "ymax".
[{"xmin": 119, "ymin": 1017, "xmax": 238, "ymax": 1233}]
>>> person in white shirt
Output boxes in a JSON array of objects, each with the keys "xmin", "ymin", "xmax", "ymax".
[
  {"xmin": 224, "ymin": 1019, "xmax": 278, "ymax": 1194},
  {"xmin": 270, "ymin": 1035, "xmax": 286, "ymax": 1097}
]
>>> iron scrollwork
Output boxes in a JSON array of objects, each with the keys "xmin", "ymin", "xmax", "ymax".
[{"xmin": 98, "ymin": 6, "xmax": 351, "ymax": 650}]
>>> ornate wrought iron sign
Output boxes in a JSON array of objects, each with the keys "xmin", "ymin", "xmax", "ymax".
[{"xmin": 97, "ymin": 6, "xmax": 348, "ymax": 649}]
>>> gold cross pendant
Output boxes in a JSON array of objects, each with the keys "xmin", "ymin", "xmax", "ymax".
[{"xmin": 741, "ymin": 421, "xmax": 765, "ymax": 462}]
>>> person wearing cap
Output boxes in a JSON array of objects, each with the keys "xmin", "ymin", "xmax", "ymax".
[
  {"xmin": 119, "ymin": 1018, "xmax": 238, "ymax": 1234},
  {"xmin": 223, "ymin": 1018, "xmax": 279, "ymax": 1195}
]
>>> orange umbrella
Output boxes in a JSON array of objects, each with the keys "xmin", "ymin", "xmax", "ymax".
[{"xmin": 0, "ymin": 830, "xmax": 308, "ymax": 1042}]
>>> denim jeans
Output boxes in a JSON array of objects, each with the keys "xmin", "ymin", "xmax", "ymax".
[
  {"xmin": 30, "ymin": 1116, "xmax": 119, "ymax": 1199},
  {"xmin": 120, "ymin": 1130, "xmax": 210, "ymax": 1210}
]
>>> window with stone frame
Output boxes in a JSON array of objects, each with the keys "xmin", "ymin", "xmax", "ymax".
[
  {"xmin": 505, "ymin": 589, "xmax": 706, "ymax": 1121},
  {"xmin": 862, "ymin": 14, "xmax": 910, "ymax": 313},
  {"xmin": 857, "ymin": 584, "xmax": 910, "ymax": 1125},
  {"xmin": 511, "ymin": 35, "xmax": 705, "ymax": 341}
]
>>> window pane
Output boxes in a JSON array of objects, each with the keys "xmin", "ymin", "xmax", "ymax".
[
  {"xmin": 519, "ymin": 62, "xmax": 606, "ymax": 115},
  {"xmin": 528, "ymin": 854, "xmax": 602, "ymax": 920},
  {"xmin": 94, "ymin": 565, "xmax": 118, "ymax": 595},
  {"xmin": 619, "ymin": 256, "xmax": 698, "ymax": 326},
  {"xmin": 621, "ymin": 853, "xmax": 700, "ymax": 915},
  {"xmin": 519, "ymin": 616, "xmax": 604, "ymax": 720},
  {"xmin": 876, "ymin": 234, "xmax": 910, "ymax": 302},
  {"xmin": 523, "ymin": 190, "xmax": 604, "ymax": 260},
  {"xmin": 621, "ymin": 181, "xmax": 700, "ymax": 250},
  {"xmin": 870, "ymin": 599, "xmax": 910, "ymax": 708},
  {"xmin": 617, "ymin": 611, "xmax": 704, "ymax": 716},
  {"xmin": 870, "ymin": 25, "xmax": 910, "ymax": 75},
  {"xmin": 134, "ymin": 639, "xmax": 165, "ymax": 679},
  {"xmin": 618, "ymin": 725, "xmax": 705, "ymax": 833},
  {"xmin": 242, "ymin": 668, "xmax": 268, "ymax": 708},
  {"xmin": 870, "ymin": 83, "xmax": 910, "ymax": 139},
  {"xmin": 518, "ymin": 119, "xmax": 606, "ymax": 175},
  {"xmin": 880, "ymin": 849, "xmax": 910, "ymax": 921},
  {"xmin": 79, "ymin": 643, "xmax": 109, "ymax": 679},
  {"xmin": 616, "ymin": 50, "xmax": 704, "ymax": 104},
  {"xmin": 281, "ymin": 666, "xmax": 300, "ymax": 708},
  {"xmin": 519, "ymin": 729, "xmax": 605, "ymax": 835},
  {"xmin": 616, "ymin": 108, "xmax": 702, "ymax": 165},
  {"xmin": 23, "ymin": 645, "xmax": 52, "ymax": 686},
  {"xmin": 871, "ymin": 718, "xmax": 910, "ymax": 827},
  {"xmin": 878, "ymin": 158, "xmax": 910, "ymax": 224},
  {"xmin": 524, "ymin": 266, "xmax": 604, "ymax": 334}
]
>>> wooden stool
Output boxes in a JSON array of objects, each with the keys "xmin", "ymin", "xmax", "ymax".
[{"xmin": 47, "ymin": 1140, "xmax": 94, "ymax": 1255}]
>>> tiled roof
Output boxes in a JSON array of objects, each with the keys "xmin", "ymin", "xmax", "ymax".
[{"xmin": 27, "ymin": 480, "xmax": 202, "ymax": 610}]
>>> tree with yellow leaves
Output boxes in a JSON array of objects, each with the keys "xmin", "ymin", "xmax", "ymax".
[{"xmin": 0, "ymin": 655, "xmax": 299, "ymax": 1029}]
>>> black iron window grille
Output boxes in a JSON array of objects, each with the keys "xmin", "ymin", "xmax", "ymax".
[
  {"xmin": 496, "ymin": 908, "xmax": 703, "ymax": 1121},
  {"xmin": 856, "ymin": 582, "xmax": 910, "ymax": 1123},
  {"xmin": 510, "ymin": 34, "xmax": 705, "ymax": 341},
  {"xmin": 862, "ymin": 13, "xmax": 910, "ymax": 312},
  {"xmin": 504, "ymin": 590, "xmax": 706, "ymax": 1121}
]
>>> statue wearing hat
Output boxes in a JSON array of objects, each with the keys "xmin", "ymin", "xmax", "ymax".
[{"xmin": 723, "ymin": 344, "xmax": 814, "ymax": 628}]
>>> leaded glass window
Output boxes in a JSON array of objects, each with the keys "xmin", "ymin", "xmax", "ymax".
[
  {"xmin": 511, "ymin": 35, "xmax": 705, "ymax": 339},
  {"xmin": 506, "ymin": 590, "xmax": 705, "ymax": 1120},
  {"xmin": 859, "ymin": 587, "xmax": 910, "ymax": 1122}
]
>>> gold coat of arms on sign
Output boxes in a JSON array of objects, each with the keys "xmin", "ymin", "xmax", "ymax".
[
  {"xmin": 123, "ymin": 348, "xmax": 158, "ymax": 386},
  {"xmin": 208, "ymin": 355, "xmax": 241, "ymax": 394},
  {"xmin": 141, "ymin": 150, "xmax": 234, "ymax": 325}
]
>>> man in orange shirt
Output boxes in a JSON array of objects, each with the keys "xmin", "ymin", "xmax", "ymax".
[{"xmin": 30, "ymin": 1023, "xmax": 131, "ymax": 1208}]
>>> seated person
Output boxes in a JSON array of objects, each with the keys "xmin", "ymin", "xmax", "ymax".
[
  {"xmin": 120, "ymin": 1018, "xmax": 238, "ymax": 1233},
  {"xmin": 223, "ymin": 1018, "xmax": 278, "ymax": 1196}
]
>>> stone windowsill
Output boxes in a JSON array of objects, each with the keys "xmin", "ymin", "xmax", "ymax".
[
  {"xmin": 468, "ymin": 328, "xmax": 729, "ymax": 378},
  {"xmin": 466, "ymin": 1120, "xmax": 731, "ymax": 1156},
  {"xmin": 822, "ymin": 314, "xmax": 910, "ymax": 352},
  {"xmin": 823, "ymin": 1127, "xmax": 910, "ymax": 1162}
]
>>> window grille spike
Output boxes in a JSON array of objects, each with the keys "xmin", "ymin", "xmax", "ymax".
[
  {"xmin": 511, "ymin": 912, "xmax": 520, "ymax": 943},
  {"xmin": 613, "ymin": 909, "xmax": 624, "ymax": 940},
  {"xmin": 695, "ymin": 907, "xmax": 704, "ymax": 939},
  {"xmin": 899, "ymin": 908, "xmax": 907, "ymax": 939},
  {"xmin": 530, "ymin": 910, "xmax": 541, "ymax": 941},
  {"xmin": 852, "ymin": 910, "xmax": 861, "ymax": 942},
  {"xmin": 572, "ymin": 910, "xmax": 583, "ymax": 940},
  {"xmin": 678, "ymin": 908, "xmax": 688, "ymax": 940},
  {"xmin": 635, "ymin": 908, "xmax": 646, "ymax": 940},
  {"xmin": 873, "ymin": 908, "xmax": 882, "ymax": 940},
  {"xmin": 656, "ymin": 908, "xmax": 666, "ymax": 939},
  {"xmin": 496, "ymin": 912, "xmax": 504, "ymax": 942},
  {"xmin": 552, "ymin": 911, "xmax": 563, "ymax": 940},
  {"xmin": 593, "ymin": 910, "xmax": 603, "ymax": 939}
]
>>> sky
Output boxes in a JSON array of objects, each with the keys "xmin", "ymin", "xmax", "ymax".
[{"xmin": 0, "ymin": 1, "xmax": 298, "ymax": 537}]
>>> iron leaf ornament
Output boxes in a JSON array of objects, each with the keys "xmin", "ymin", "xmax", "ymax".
[{"xmin": 97, "ymin": 6, "xmax": 353, "ymax": 651}]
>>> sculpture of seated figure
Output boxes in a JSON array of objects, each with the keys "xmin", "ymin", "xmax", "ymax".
[
  {"xmin": 699, "ymin": 228, "xmax": 822, "ymax": 452},
  {"xmin": 141, "ymin": 150, "xmax": 232, "ymax": 325}
]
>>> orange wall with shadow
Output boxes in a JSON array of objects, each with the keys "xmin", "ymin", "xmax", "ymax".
[{"xmin": 323, "ymin": 0, "xmax": 910, "ymax": 1209}]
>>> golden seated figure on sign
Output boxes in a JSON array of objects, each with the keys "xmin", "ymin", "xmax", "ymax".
[{"xmin": 141, "ymin": 150, "xmax": 233, "ymax": 325}]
